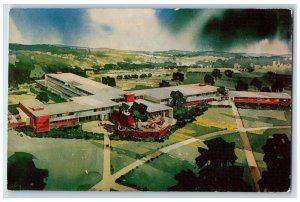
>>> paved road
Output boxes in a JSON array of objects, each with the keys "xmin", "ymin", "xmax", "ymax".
[{"xmin": 230, "ymin": 101, "xmax": 262, "ymax": 192}]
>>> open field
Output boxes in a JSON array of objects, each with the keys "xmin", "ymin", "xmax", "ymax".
[
  {"xmin": 8, "ymin": 130, "xmax": 104, "ymax": 190},
  {"xmin": 238, "ymin": 109, "xmax": 291, "ymax": 128}
]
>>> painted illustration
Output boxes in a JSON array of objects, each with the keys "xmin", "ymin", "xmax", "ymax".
[{"xmin": 7, "ymin": 8, "xmax": 292, "ymax": 192}]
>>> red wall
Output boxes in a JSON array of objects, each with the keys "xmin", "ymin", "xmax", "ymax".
[
  {"xmin": 117, "ymin": 125, "xmax": 171, "ymax": 138},
  {"xmin": 234, "ymin": 98, "xmax": 291, "ymax": 105},
  {"xmin": 124, "ymin": 93, "xmax": 135, "ymax": 103},
  {"xmin": 35, "ymin": 115, "xmax": 50, "ymax": 132},
  {"xmin": 183, "ymin": 100, "xmax": 205, "ymax": 107},
  {"xmin": 112, "ymin": 111, "xmax": 135, "ymax": 126},
  {"xmin": 50, "ymin": 118, "xmax": 79, "ymax": 128},
  {"xmin": 8, "ymin": 122, "xmax": 26, "ymax": 129}
]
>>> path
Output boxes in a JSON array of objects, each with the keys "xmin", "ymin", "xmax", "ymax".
[
  {"xmin": 90, "ymin": 118, "xmax": 291, "ymax": 191},
  {"xmin": 230, "ymin": 101, "xmax": 261, "ymax": 192}
]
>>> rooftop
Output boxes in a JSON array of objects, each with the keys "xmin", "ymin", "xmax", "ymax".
[
  {"xmin": 132, "ymin": 84, "xmax": 218, "ymax": 100},
  {"xmin": 127, "ymin": 99, "xmax": 173, "ymax": 113},
  {"xmin": 229, "ymin": 91, "xmax": 291, "ymax": 99},
  {"xmin": 20, "ymin": 99, "xmax": 92, "ymax": 116}
]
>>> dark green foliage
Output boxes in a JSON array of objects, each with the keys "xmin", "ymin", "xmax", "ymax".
[
  {"xmin": 258, "ymin": 134, "xmax": 291, "ymax": 192},
  {"xmin": 119, "ymin": 103, "xmax": 130, "ymax": 113},
  {"xmin": 272, "ymin": 80, "xmax": 284, "ymax": 92},
  {"xmin": 7, "ymin": 152, "xmax": 48, "ymax": 190},
  {"xmin": 224, "ymin": 69, "xmax": 234, "ymax": 79},
  {"xmin": 147, "ymin": 73, "xmax": 152, "ymax": 77},
  {"xmin": 170, "ymin": 91, "xmax": 186, "ymax": 107},
  {"xmin": 102, "ymin": 76, "xmax": 116, "ymax": 87},
  {"xmin": 8, "ymin": 104, "xmax": 19, "ymax": 114},
  {"xmin": 174, "ymin": 105, "xmax": 208, "ymax": 126},
  {"xmin": 235, "ymin": 80, "xmax": 249, "ymax": 91},
  {"xmin": 250, "ymin": 78, "xmax": 262, "ymax": 90},
  {"xmin": 211, "ymin": 68, "xmax": 222, "ymax": 79},
  {"xmin": 36, "ymin": 92, "xmax": 49, "ymax": 103},
  {"xmin": 217, "ymin": 86, "xmax": 227, "ymax": 96},
  {"xmin": 260, "ymin": 86, "xmax": 271, "ymax": 92},
  {"xmin": 159, "ymin": 80, "xmax": 171, "ymax": 88},
  {"xmin": 116, "ymin": 75, "xmax": 123, "ymax": 80},
  {"xmin": 128, "ymin": 102, "xmax": 148, "ymax": 127},
  {"xmin": 169, "ymin": 138, "xmax": 251, "ymax": 191},
  {"xmin": 204, "ymin": 74, "xmax": 215, "ymax": 85},
  {"xmin": 15, "ymin": 125, "xmax": 104, "ymax": 140},
  {"xmin": 139, "ymin": 73, "xmax": 147, "ymax": 79},
  {"xmin": 172, "ymin": 72, "xmax": 184, "ymax": 82}
]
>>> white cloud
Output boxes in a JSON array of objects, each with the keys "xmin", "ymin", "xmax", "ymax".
[
  {"xmin": 77, "ymin": 9, "xmax": 197, "ymax": 51},
  {"xmin": 9, "ymin": 17, "xmax": 63, "ymax": 45},
  {"xmin": 9, "ymin": 18, "xmax": 29, "ymax": 44},
  {"xmin": 231, "ymin": 39, "xmax": 291, "ymax": 55}
]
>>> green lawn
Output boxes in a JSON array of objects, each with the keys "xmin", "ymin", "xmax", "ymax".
[
  {"xmin": 110, "ymin": 139, "xmax": 177, "ymax": 174},
  {"xmin": 247, "ymin": 128, "xmax": 291, "ymax": 153},
  {"xmin": 8, "ymin": 130, "xmax": 103, "ymax": 191},
  {"xmin": 117, "ymin": 146, "xmax": 199, "ymax": 191},
  {"xmin": 238, "ymin": 109, "xmax": 291, "ymax": 128}
]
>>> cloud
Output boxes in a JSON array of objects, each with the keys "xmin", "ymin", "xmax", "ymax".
[
  {"xmin": 230, "ymin": 39, "xmax": 291, "ymax": 55},
  {"xmin": 9, "ymin": 18, "xmax": 29, "ymax": 44},
  {"xmin": 76, "ymin": 9, "xmax": 196, "ymax": 51}
]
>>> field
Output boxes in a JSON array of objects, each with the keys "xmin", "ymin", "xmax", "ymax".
[
  {"xmin": 8, "ymin": 130, "xmax": 104, "ymax": 190},
  {"xmin": 238, "ymin": 108, "xmax": 291, "ymax": 128}
]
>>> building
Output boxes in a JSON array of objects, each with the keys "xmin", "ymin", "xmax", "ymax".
[
  {"xmin": 16, "ymin": 73, "xmax": 220, "ymax": 134},
  {"xmin": 229, "ymin": 91, "xmax": 291, "ymax": 105}
]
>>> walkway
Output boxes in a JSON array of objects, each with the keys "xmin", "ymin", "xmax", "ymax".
[{"xmin": 90, "ymin": 113, "xmax": 291, "ymax": 191}]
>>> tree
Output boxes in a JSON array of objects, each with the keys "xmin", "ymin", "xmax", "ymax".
[
  {"xmin": 250, "ymin": 78, "xmax": 262, "ymax": 90},
  {"xmin": 261, "ymin": 86, "xmax": 271, "ymax": 92},
  {"xmin": 119, "ymin": 103, "xmax": 130, "ymax": 114},
  {"xmin": 102, "ymin": 76, "xmax": 116, "ymax": 87},
  {"xmin": 169, "ymin": 138, "xmax": 251, "ymax": 191},
  {"xmin": 258, "ymin": 134, "xmax": 291, "ymax": 192},
  {"xmin": 128, "ymin": 102, "xmax": 148, "ymax": 129},
  {"xmin": 170, "ymin": 91, "xmax": 186, "ymax": 107},
  {"xmin": 272, "ymin": 80, "xmax": 284, "ymax": 92},
  {"xmin": 217, "ymin": 86, "xmax": 227, "ymax": 96},
  {"xmin": 266, "ymin": 71, "xmax": 276, "ymax": 83},
  {"xmin": 148, "ymin": 73, "xmax": 152, "ymax": 77},
  {"xmin": 211, "ymin": 69, "xmax": 222, "ymax": 79},
  {"xmin": 224, "ymin": 69, "xmax": 234, "ymax": 80},
  {"xmin": 204, "ymin": 74, "xmax": 215, "ymax": 85},
  {"xmin": 36, "ymin": 92, "xmax": 49, "ymax": 103},
  {"xmin": 235, "ymin": 80, "xmax": 248, "ymax": 91},
  {"xmin": 172, "ymin": 72, "xmax": 184, "ymax": 82},
  {"xmin": 159, "ymin": 80, "xmax": 171, "ymax": 88},
  {"xmin": 8, "ymin": 152, "xmax": 48, "ymax": 190},
  {"xmin": 140, "ymin": 73, "xmax": 147, "ymax": 79},
  {"xmin": 116, "ymin": 75, "xmax": 123, "ymax": 80}
]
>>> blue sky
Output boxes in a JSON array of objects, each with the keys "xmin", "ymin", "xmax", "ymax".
[{"xmin": 9, "ymin": 8, "xmax": 292, "ymax": 54}]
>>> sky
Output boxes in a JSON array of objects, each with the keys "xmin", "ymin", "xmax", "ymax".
[{"xmin": 9, "ymin": 8, "xmax": 292, "ymax": 54}]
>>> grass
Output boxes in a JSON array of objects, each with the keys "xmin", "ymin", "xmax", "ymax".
[
  {"xmin": 247, "ymin": 128, "xmax": 291, "ymax": 153},
  {"xmin": 110, "ymin": 139, "xmax": 177, "ymax": 174},
  {"xmin": 8, "ymin": 130, "xmax": 104, "ymax": 191},
  {"xmin": 238, "ymin": 108, "xmax": 291, "ymax": 128},
  {"xmin": 117, "ymin": 151, "xmax": 198, "ymax": 191}
]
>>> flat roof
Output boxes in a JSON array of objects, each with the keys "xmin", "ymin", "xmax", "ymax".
[
  {"xmin": 71, "ymin": 95, "xmax": 119, "ymax": 108},
  {"xmin": 229, "ymin": 91, "xmax": 291, "ymax": 99},
  {"xmin": 126, "ymin": 99, "xmax": 172, "ymax": 113},
  {"xmin": 47, "ymin": 73, "xmax": 125, "ymax": 97},
  {"xmin": 20, "ymin": 99, "xmax": 92, "ymax": 116},
  {"xmin": 132, "ymin": 84, "xmax": 218, "ymax": 100}
]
